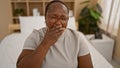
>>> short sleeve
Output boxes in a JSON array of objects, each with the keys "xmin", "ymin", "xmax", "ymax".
[
  {"xmin": 23, "ymin": 30, "xmax": 40, "ymax": 50},
  {"xmin": 78, "ymin": 32, "xmax": 91, "ymax": 56}
]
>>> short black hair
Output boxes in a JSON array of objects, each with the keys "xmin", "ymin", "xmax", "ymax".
[{"xmin": 45, "ymin": 0, "xmax": 69, "ymax": 16}]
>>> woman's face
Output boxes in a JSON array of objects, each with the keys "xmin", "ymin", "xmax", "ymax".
[{"xmin": 45, "ymin": 3, "xmax": 69, "ymax": 29}]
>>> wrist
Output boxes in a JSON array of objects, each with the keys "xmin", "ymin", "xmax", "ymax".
[
  {"xmin": 35, "ymin": 41, "xmax": 51, "ymax": 54},
  {"xmin": 40, "ymin": 41, "xmax": 51, "ymax": 48}
]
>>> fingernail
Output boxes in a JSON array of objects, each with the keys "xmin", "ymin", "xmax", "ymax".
[{"xmin": 59, "ymin": 25, "xmax": 62, "ymax": 27}]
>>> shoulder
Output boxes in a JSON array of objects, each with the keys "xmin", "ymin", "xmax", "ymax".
[
  {"xmin": 33, "ymin": 27, "xmax": 46, "ymax": 34},
  {"xmin": 23, "ymin": 27, "xmax": 47, "ymax": 50},
  {"xmin": 31, "ymin": 27, "xmax": 46, "ymax": 36},
  {"xmin": 27, "ymin": 27, "xmax": 46, "ymax": 40},
  {"xmin": 66, "ymin": 28, "xmax": 87, "ymax": 43},
  {"xmin": 66, "ymin": 28, "xmax": 85, "ymax": 38}
]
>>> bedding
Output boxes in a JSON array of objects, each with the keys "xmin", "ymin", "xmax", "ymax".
[
  {"xmin": 0, "ymin": 16, "xmax": 113, "ymax": 68},
  {"xmin": 0, "ymin": 33, "xmax": 113, "ymax": 68}
]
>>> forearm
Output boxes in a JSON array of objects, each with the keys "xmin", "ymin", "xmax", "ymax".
[
  {"xmin": 17, "ymin": 42, "xmax": 51, "ymax": 68},
  {"xmin": 78, "ymin": 54, "xmax": 93, "ymax": 68}
]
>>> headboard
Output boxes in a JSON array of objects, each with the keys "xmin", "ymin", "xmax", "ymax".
[{"xmin": 19, "ymin": 16, "xmax": 77, "ymax": 35}]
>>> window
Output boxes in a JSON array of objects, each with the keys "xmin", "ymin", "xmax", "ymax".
[{"xmin": 99, "ymin": 0, "xmax": 120, "ymax": 36}]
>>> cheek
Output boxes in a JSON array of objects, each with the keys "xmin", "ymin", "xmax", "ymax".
[
  {"xmin": 46, "ymin": 21, "xmax": 67, "ymax": 29},
  {"xmin": 63, "ymin": 20, "xmax": 68, "ymax": 28},
  {"xmin": 45, "ymin": 18, "xmax": 68, "ymax": 29},
  {"xmin": 62, "ymin": 22, "xmax": 67, "ymax": 28},
  {"xmin": 45, "ymin": 20, "xmax": 54, "ymax": 29}
]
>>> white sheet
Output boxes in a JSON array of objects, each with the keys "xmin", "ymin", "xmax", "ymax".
[{"xmin": 0, "ymin": 33, "xmax": 113, "ymax": 68}]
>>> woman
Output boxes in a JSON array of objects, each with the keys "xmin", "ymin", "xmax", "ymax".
[{"xmin": 17, "ymin": 1, "xmax": 93, "ymax": 68}]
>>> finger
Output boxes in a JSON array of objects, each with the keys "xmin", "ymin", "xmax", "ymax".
[
  {"xmin": 53, "ymin": 24, "xmax": 62, "ymax": 30},
  {"xmin": 55, "ymin": 28, "xmax": 65, "ymax": 36},
  {"xmin": 55, "ymin": 31, "xmax": 64, "ymax": 38},
  {"xmin": 49, "ymin": 28, "xmax": 65, "ymax": 38},
  {"xmin": 49, "ymin": 25, "xmax": 62, "ymax": 33},
  {"xmin": 51, "ymin": 27, "xmax": 64, "ymax": 34}
]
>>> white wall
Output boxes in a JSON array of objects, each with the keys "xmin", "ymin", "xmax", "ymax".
[
  {"xmin": 74, "ymin": 0, "xmax": 85, "ymax": 21},
  {"xmin": 114, "ymin": 21, "xmax": 120, "ymax": 63},
  {"xmin": 0, "ymin": 0, "xmax": 12, "ymax": 39}
]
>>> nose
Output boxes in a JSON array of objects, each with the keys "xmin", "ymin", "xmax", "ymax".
[{"xmin": 55, "ymin": 19, "xmax": 62, "ymax": 26}]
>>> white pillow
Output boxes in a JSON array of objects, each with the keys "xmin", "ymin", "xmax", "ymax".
[
  {"xmin": 19, "ymin": 16, "xmax": 46, "ymax": 35},
  {"xmin": 19, "ymin": 16, "xmax": 76, "ymax": 36},
  {"xmin": 67, "ymin": 17, "xmax": 76, "ymax": 30}
]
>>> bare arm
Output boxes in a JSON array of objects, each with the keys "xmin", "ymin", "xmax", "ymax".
[
  {"xmin": 17, "ymin": 42, "xmax": 51, "ymax": 68},
  {"xmin": 17, "ymin": 26, "xmax": 65, "ymax": 68},
  {"xmin": 78, "ymin": 53, "xmax": 93, "ymax": 68}
]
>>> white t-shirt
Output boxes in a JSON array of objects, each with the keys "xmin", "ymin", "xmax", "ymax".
[{"xmin": 23, "ymin": 27, "xmax": 90, "ymax": 68}]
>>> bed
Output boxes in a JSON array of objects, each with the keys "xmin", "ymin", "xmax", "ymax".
[{"xmin": 0, "ymin": 16, "xmax": 113, "ymax": 68}]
